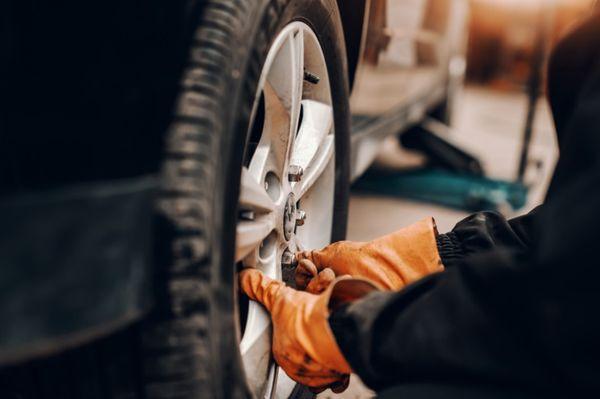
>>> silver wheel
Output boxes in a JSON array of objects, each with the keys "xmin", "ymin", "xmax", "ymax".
[{"xmin": 235, "ymin": 22, "xmax": 335, "ymax": 398}]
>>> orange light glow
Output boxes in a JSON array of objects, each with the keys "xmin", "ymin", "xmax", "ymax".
[{"xmin": 473, "ymin": 0, "xmax": 591, "ymax": 9}]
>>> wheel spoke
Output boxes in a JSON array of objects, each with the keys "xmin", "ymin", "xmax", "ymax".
[
  {"xmin": 290, "ymin": 28, "xmax": 305, "ymax": 137},
  {"xmin": 255, "ymin": 29, "xmax": 305, "ymax": 177},
  {"xmin": 265, "ymin": 28, "xmax": 304, "ymax": 112},
  {"xmin": 239, "ymin": 167, "xmax": 275, "ymax": 213},
  {"xmin": 240, "ymin": 253, "xmax": 279, "ymax": 355},
  {"xmin": 273, "ymin": 369, "xmax": 298, "ymax": 399},
  {"xmin": 235, "ymin": 217, "xmax": 275, "ymax": 262},
  {"xmin": 290, "ymin": 100, "xmax": 333, "ymax": 169},
  {"xmin": 237, "ymin": 168, "xmax": 277, "ymax": 262},
  {"xmin": 240, "ymin": 300, "xmax": 271, "ymax": 356},
  {"xmin": 239, "ymin": 301, "xmax": 272, "ymax": 395},
  {"xmin": 260, "ymin": 80, "xmax": 292, "ymax": 176},
  {"xmin": 289, "ymin": 235, "xmax": 306, "ymax": 253},
  {"xmin": 265, "ymin": 32, "xmax": 296, "ymax": 111},
  {"xmin": 247, "ymin": 143, "xmax": 271, "ymax": 183},
  {"xmin": 293, "ymin": 134, "xmax": 334, "ymax": 199}
]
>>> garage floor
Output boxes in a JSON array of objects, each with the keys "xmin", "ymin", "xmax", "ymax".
[
  {"xmin": 349, "ymin": 85, "xmax": 558, "ymax": 239},
  {"xmin": 320, "ymin": 85, "xmax": 558, "ymax": 398}
]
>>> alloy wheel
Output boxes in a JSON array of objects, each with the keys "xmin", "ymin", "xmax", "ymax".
[{"xmin": 235, "ymin": 21, "xmax": 336, "ymax": 398}]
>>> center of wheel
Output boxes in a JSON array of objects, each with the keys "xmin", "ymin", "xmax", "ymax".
[{"xmin": 283, "ymin": 193, "xmax": 297, "ymax": 241}]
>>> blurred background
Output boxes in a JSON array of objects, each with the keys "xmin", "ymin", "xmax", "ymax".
[
  {"xmin": 467, "ymin": 0, "xmax": 593, "ymax": 88},
  {"xmin": 331, "ymin": 1, "xmax": 596, "ymax": 396},
  {"xmin": 349, "ymin": 0, "xmax": 595, "ymax": 238}
]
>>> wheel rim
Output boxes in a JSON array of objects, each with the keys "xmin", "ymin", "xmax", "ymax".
[{"xmin": 235, "ymin": 22, "xmax": 335, "ymax": 398}]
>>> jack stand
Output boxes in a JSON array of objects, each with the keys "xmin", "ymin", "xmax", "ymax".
[
  {"xmin": 354, "ymin": 168, "xmax": 528, "ymax": 212},
  {"xmin": 400, "ymin": 118, "xmax": 484, "ymax": 176},
  {"xmin": 353, "ymin": 120, "xmax": 528, "ymax": 212}
]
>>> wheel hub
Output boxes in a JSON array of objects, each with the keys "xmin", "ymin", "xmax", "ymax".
[{"xmin": 283, "ymin": 193, "xmax": 297, "ymax": 241}]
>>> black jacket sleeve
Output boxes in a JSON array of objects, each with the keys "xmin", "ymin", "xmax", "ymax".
[
  {"xmin": 435, "ymin": 207, "xmax": 540, "ymax": 269},
  {"xmin": 330, "ymin": 18, "xmax": 600, "ymax": 396}
]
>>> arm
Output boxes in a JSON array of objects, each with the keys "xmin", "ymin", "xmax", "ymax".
[
  {"xmin": 329, "ymin": 58, "xmax": 600, "ymax": 394},
  {"xmin": 436, "ymin": 207, "xmax": 540, "ymax": 268}
]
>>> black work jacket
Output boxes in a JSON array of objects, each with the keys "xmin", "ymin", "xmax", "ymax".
[{"xmin": 330, "ymin": 14, "xmax": 600, "ymax": 397}]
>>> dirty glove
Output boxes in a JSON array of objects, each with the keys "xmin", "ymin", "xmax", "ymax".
[
  {"xmin": 239, "ymin": 268, "xmax": 380, "ymax": 392},
  {"xmin": 296, "ymin": 217, "xmax": 443, "ymax": 291}
]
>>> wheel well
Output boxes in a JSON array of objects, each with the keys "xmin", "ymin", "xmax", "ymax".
[{"xmin": 336, "ymin": 0, "xmax": 368, "ymax": 90}]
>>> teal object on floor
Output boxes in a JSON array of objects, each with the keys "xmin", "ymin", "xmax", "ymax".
[{"xmin": 353, "ymin": 169, "xmax": 529, "ymax": 212}]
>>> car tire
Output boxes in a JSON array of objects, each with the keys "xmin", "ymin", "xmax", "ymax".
[
  {"xmin": 148, "ymin": 1, "xmax": 351, "ymax": 398},
  {"xmin": 0, "ymin": 1, "xmax": 349, "ymax": 398}
]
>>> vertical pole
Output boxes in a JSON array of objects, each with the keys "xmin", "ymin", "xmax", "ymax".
[{"xmin": 517, "ymin": 2, "xmax": 555, "ymax": 182}]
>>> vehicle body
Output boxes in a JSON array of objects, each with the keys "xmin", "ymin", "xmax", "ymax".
[
  {"xmin": 350, "ymin": 0, "xmax": 469, "ymax": 178},
  {"xmin": 0, "ymin": 1, "xmax": 468, "ymax": 398}
]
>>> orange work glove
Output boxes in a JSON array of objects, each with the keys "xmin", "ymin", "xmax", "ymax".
[
  {"xmin": 296, "ymin": 217, "xmax": 443, "ymax": 291},
  {"xmin": 239, "ymin": 268, "xmax": 380, "ymax": 392}
]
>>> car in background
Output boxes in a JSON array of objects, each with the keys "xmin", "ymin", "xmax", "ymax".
[{"xmin": 0, "ymin": 1, "xmax": 468, "ymax": 398}]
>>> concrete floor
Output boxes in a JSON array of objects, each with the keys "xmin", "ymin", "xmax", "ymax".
[
  {"xmin": 349, "ymin": 85, "xmax": 558, "ymax": 241},
  {"xmin": 320, "ymin": 85, "xmax": 558, "ymax": 399}
]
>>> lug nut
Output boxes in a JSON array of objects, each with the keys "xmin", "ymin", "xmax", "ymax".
[
  {"xmin": 295, "ymin": 210, "xmax": 306, "ymax": 226},
  {"xmin": 288, "ymin": 165, "xmax": 304, "ymax": 182},
  {"xmin": 281, "ymin": 249, "xmax": 297, "ymax": 268}
]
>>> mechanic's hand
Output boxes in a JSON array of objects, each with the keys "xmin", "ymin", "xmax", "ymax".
[
  {"xmin": 296, "ymin": 218, "xmax": 443, "ymax": 291},
  {"xmin": 239, "ymin": 268, "xmax": 379, "ymax": 392}
]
